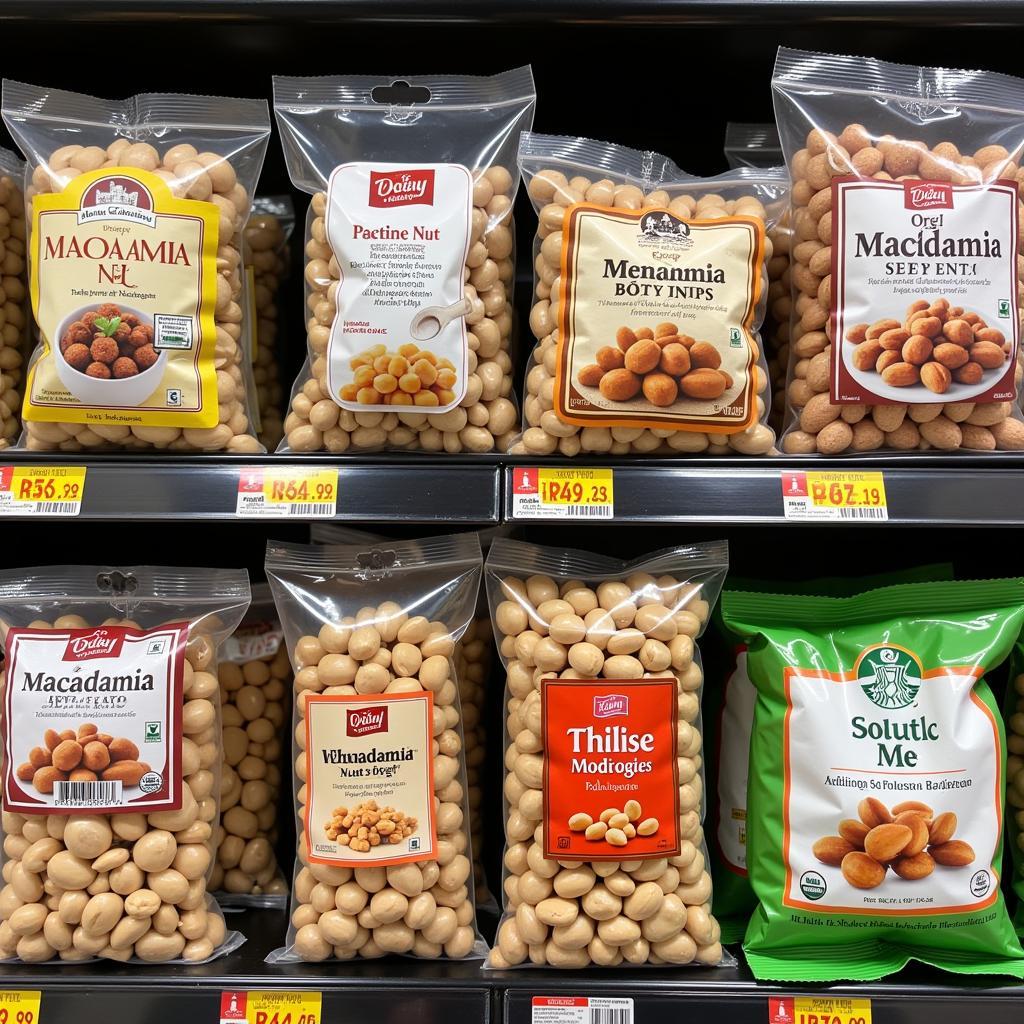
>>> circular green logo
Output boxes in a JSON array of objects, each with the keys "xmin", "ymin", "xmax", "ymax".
[
  {"xmin": 857, "ymin": 645, "xmax": 922, "ymax": 710},
  {"xmin": 799, "ymin": 870, "xmax": 827, "ymax": 900}
]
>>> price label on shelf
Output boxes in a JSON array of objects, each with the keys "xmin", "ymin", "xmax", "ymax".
[
  {"xmin": 236, "ymin": 467, "xmax": 338, "ymax": 518},
  {"xmin": 781, "ymin": 470, "xmax": 887, "ymax": 521},
  {"xmin": 769, "ymin": 996, "xmax": 871, "ymax": 1024},
  {"xmin": 220, "ymin": 991, "xmax": 321, "ymax": 1024},
  {"xmin": 0, "ymin": 990, "xmax": 41, "ymax": 1024},
  {"xmin": 511, "ymin": 467, "xmax": 614, "ymax": 519},
  {"xmin": 0, "ymin": 465, "xmax": 86, "ymax": 516},
  {"xmin": 533, "ymin": 996, "xmax": 632, "ymax": 1024}
]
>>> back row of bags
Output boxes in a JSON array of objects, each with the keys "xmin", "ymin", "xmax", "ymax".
[{"xmin": 4, "ymin": 47, "xmax": 1024, "ymax": 457}]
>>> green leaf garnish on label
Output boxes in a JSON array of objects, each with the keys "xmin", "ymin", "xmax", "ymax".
[{"xmin": 93, "ymin": 316, "xmax": 121, "ymax": 337}]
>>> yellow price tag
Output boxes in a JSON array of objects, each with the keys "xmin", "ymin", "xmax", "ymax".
[
  {"xmin": 236, "ymin": 467, "xmax": 338, "ymax": 518},
  {"xmin": 792, "ymin": 996, "xmax": 871, "ymax": 1024},
  {"xmin": 0, "ymin": 465, "xmax": 86, "ymax": 516},
  {"xmin": 781, "ymin": 470, "xmax": 887, "ymax": 521},
  {"xmin": 0, "ymin": 990, "xmax": 41, "ymax": 1024},
  {"xmin": 220, "ymin": 991, "xmax": 320, "ymax": 1024}
]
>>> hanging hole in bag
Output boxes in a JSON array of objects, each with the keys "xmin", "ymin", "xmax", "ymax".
[
  {"xmin": 370, "ymin": 80, "xmax": 431, "ymax": 106},
  {"xmin": 355, "ymin": 547, "xmax": 398, "ymax": 580},
  {"xmin": 96, "ymin": 570, "xmax": 138, "ymax": 617}
]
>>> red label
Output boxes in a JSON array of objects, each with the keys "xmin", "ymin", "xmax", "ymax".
[
  {"xmin": 368, "ymin": 169, "xmax": 435, "ymax": 208},
  {"xmin": 768, "ymin": 998, "xmax": 795, "ymax": 1024},
  {"xmin": 347, "ymin": 706, "xmax": 388, "ymax": 737},
  {"xmin": 542, "ymin": 678, "xmax": 680, "ymax": 860},
  {"xmin": 903, "ymin": 181, "xmax": 953, "ymax": 210},
  {"xmin": 62, "ymin": 627, "xmax": 124, "ymax": 661},
  {"xmin": 220, "ymin": 993, "xmax": 247, "ymax": 1021},
  {"xmin": 512, "ymin": 467, "xmax": 537, "ymax": 494},
  {"xmin": 533, "ymin": 999, "xmax": 589, "ymax": 1008}
]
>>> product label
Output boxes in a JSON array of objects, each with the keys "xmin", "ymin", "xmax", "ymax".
[
  {"xmin": 783, "ymin": 644, "xmax": 1000, "ymax": 915},
  {"xmin": 3, "ymin": 623, "xmax": 186, "ymax": 814},
  {"xmin": 555, "ymin": 203, "xmax": 764, "ymax": 432},
  {"xmin": 0, "ymin": 991, "xmax": 41, "ymax": 1024},
  {"xmin": 532, "ymin": 997, "xmax": 633, "ymax": 1024},
  {"xmin": 832, "ymin": 177, "xmax": 1019, "ymax": 405},
  {"xmin": 541, "ymin": 678, "xmax": 679, "ymax": 860},
  {"xmin": 222, "ymin": 621, "xmax": 284, "ymax": 663},
  {"xmin": 769, "ymin": 996, "xmax": 871, "ymax": 1024},
  {"xmin": 220, "ymin": 991, "xmax": 320, "ymax": 1024},
  {"xmin": 781, "ymin": 471, "xmax": 888, "ymax": 522},
  {"xmin": 235, "ymin": 466, "xmax": 338, "ymax": 518},
  {"xmin": 510, "ymin": 467, "xmax": 614, "ymax": 519},
  {"xmin": 0, "ymin": 465, "xmax": 86, "ymax": 517},
  {"xmin": 304, "ymin": 692, "xmax": 437, "ymax": 867},
  {"xmin": 717, "ymin": 649, "xmax": 754, "ymax": 874},
  {"xmin": 324, "ymin": 162, "xmax": 471, "ymax": 414},
  {"xmin": 27, "ymin": 168, "xmax": 220, "ymax": 426}
]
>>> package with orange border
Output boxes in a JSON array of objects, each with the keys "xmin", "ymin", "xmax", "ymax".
[
  {"xmin": 511, "ymin": 133, "xmax": 786, "ymax": 457},
  {"xmin": 722, "ymin": 578, "xmax": 1024, "ymax": 981}
]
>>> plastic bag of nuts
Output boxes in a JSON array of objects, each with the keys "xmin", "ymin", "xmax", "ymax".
[
  {"xmin": 512, "ymin": 133, "xmax": 785, "ymax": 457},
  {"xmin": 1, "ymin": 80, "xmax": 271, "ymax": 452},
  {"xmin": 265, "ymin": 534, "xmax": 486, "ymax": 962},
  {"xmin": 0, "ymin": 565, "xmax": 250, "ymax": 963},
  {"xmin": 213, "ymin": 584, "xmax": 290, "ymax": 905},
  {"xmin": 485, "ymin": 537, "xmax": 730, "ymax": 968},
  {"xmin": 272, "ymin": 68, "xmax": 535, "ymax": 454},
  {"xmin": 1004, "ymin": 642, "xmax": 1024, "ymax": 934},
  {"xmin": 0, "ymin": 147, "xmax": 27, "ymax": 450},
  {"xmin": 244, "ymin": 196, "xmax": 295, "ymax": 450},
  {"xmin": 772, "ymin": 49, "xmax": 1024, "ymax": 454}
]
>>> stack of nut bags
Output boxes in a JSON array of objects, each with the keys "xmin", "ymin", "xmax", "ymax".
[
  {"xmin": 485, "ymin": 538, "xmax": 729, "ymax": 968},
  {"xmin": 266, "ymin": 533, "xmax": 485, "ymax": 961},
  {"xmin": 0, "ymin": 565, "xmax": 249, "ymax": 963},
  {"xmin": 212, "ymin": 584, "xmax": 290, "ymax": 903},
  {"xmin": 0, "ymin": 147, "xmax": 26, "ymax": 449}
]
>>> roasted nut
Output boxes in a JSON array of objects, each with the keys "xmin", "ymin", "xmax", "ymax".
[{"xmin": 841, "ymin": 851, "xmax": 886, "ymax": 889}]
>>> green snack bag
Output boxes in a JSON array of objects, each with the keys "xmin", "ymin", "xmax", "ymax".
[
  {"xmin": 709, "ymin": 565, "xmax": 954, "ymax": 945},
  {"xmin": 1004, "ymin": 644, "xmax": 1024, "ymax": 933},
  {"xmin": 723, "ymin": 578, "xmax": 1024, "ymax": 981}
]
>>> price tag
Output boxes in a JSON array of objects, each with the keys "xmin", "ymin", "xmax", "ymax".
[
  {"xmin": 0, "ymin": 466, "xmax": 86, "ymax": 516},
  {"xmin": 0, "ymin": 990, "xmax": 41, "ymax": 1024},
  {"xmin": 236, "ymin": 467, "xmax": 338, "ymax": 518},
  {"xmin": 781, "ymin": 470, "xmax": 887, "ymax": 521},
  {"xmin": 220, "ymin": 991, "xmax": 321, "ymax": 1024},
  {"xmin": 769, "ymin": 996, "xmax": 871, "ymax": 1024},
  {"xmin": 511, "ymin": 467, "xmax": 614, "ymax": 519},
  {"xmin": 533, "ymin": 997, "xmax": 633, "ymax": 1024}
]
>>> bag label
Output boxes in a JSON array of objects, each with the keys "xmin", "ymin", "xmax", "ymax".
[
  {"xmin": 784, "ymin": 643, "xmax": 1000, "ymax": 916},
  {"xmin": 3, "ymin": 623, "xmax": 186, "ymax": 814},
  {"xmin": 717, "ymin": 649, "xmax": 754, "ymax": 874},
  {"xmin": 304, "ymin": 692, "xmax": 437, "ymax": 867},
  {"xmin": 324, "ymin": 162, "xmax": 471, "ymax": 414},
  {"xmin": 832, "ymin": 177, "xmax": 1019, "ymax": 405},
  {"xmin": 555, "ymin": 204, "xmax": 763, "ymax": 432},
  {"xmin": 541, "ymin": 678, "xmax": 679, "ymax": 860},
  {"xmin": 27, "ymin": 168, "xmax": 220, "ymax": 426}
]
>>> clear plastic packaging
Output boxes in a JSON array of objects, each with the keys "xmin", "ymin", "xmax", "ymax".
[
  {"xmin": 1, "ymin": 80, "xmax": 271, "ymax": 452},
  {"xmin": 485, "ymin": 537, "xmax": 730, "ymax": 968},
  {"xmin": 0, "ymin": 565, "xmax": 250, "ymax": 964},
  {"xmin": 273, "ymin": 68, "xmax": 535, "ymax": 454},
  {"xmin": 213, "ymin": 583, "xmax": 290, "ymax": 907},
  {"xmin": 0, "ymin": 147, "xmax": 27, "ymax": 450},
  {"xmin": 512, "ymin": 133, "xmax": 785, "ymax": 456},
  {"xmin": 773, "ymin": 48, "xmax": 1024, "ymax": 454},
  {"xmin": 723, "ymin": 123, "xmax": 783, "ymax": 169},
  {"xmin": 265, "ymin": 534, "xmax": 486, "ymax": 962}
]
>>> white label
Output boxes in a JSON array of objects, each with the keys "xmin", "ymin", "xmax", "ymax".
[
  {"xmin": 3, "ymin": 624, "xmax": 186, "ymax": 814},
  {"xmin": 833, "ymin": 178, "xmax": 1019, "ymax": 405},
  {"xmin": 324, "ymin": 163, "xmax": 471, "ymax": 413},
  {"xmin": 532, "ymin": 998, "xmax": 633, "ymax": 1024},
  {"xmin": 223, "ymin": 624, "xmax": 284, "ymax": 663},
  {"xmin": 784, "ymin": 644, "xmax": 999, "ymax": 915},
  {"xmin": 716, "ymin": 649, "xmax": 755, "ymax": 873}
]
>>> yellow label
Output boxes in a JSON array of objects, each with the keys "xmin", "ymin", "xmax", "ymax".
[
  {"xmin": 805, "ymin": 471, "xmax": 887, "ymax": 510},
  {"xmin": 220, "ymin": 991, "xmax": 320, "ymax": 1024},
  {"xmin": 555, "ymin": 204, "xmax": 764, "ymax": 433},
  {"xmin": 0, "ymin": 465, "xmax": 85, "ymax": 516},
  {"xmin": 0, "ymin": 990, "xmax": 41, "ymax": 1024},
  {"xmin": 26, "ymin": 167, "xmax": 220, "ymax": 427},
  {"xmin": 538, "ymin": 468, "xmax": 613, "ymax": 507},
  {"xmin": 792, "ymin": 996, "xmax": 871, "ymax": 1024},
  {"xmin": 236, "ymin": 467, "xmax": 338, "ymax": 518}
]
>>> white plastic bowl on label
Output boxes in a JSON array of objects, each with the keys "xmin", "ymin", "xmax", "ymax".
[{"xmin": 53, "ymin": 303, "xmax": 168, "ymax": 407}]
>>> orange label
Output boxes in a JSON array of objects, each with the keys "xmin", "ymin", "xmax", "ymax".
[
  {"xmin": 541, "ymin": 678, "xmax": 680, "ymax": 860},
  {"xmin": 304, "ymin": 692, "xmax": 437, "ymax": 868}
]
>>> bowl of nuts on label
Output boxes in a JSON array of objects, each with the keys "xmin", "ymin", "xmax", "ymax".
[{"xmin": 54, "ymin": 302, "xmax": 167, "ymax": 406}]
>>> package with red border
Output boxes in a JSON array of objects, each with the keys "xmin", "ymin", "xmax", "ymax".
[
  {"xmin": 265, "ymin": 532, "xmax": 484, "ymax": 963},
  {"xmin": 485, "ymin": 537, "xmax": 730, "ymax": 968},
  {"xmin": 0, "ymin": 564, "xmax": 250, "ymax": 964}
]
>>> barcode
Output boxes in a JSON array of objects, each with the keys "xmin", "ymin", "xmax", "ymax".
[
  {"xmin": 288, "ymin": 502, "xmax": 335, "ymax": 516},
  {"xmin": 590, "ymin": 1011, "xmax": 629, "ymax": 1024},
  {"xmin": 837, "ymin": 506, "xmax": 886, "ymax": 519},
  {"xmin": 54, "ymin": 780, "xmax": 122, "ymax": 807},
  {"xmin": 565, "ymin": 505, "xmax": 613, "ymax": 518},
  {"xmin": 34, "ymin": 501, "xmax": 79, "ymax": 514}
]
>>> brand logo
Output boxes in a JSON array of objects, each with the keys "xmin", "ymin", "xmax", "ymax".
[
  {"xmin": 856, "ymin": 645, "xmax": 923, "ymax": 709},
  {"xmin": 903, "ymin": 181, "xmax": 954, "ymax": 210},
  {"xmin": 593, "ymin": 694, "xmax": 628, "ymax": 718},
  {"xmin": 347, "ymin": 707, "xmax": 388, "ymax": 737},
  {"xmin": 368, "ymin": 170, "xmax": 435, "ymax": 208},
  {"xmin": 62, "ymin": 628, "xmax": 124, "ymax": 661},
  {"xmin": 78, "ymin": 174, "xmax": 157, "ymax": 227}
]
